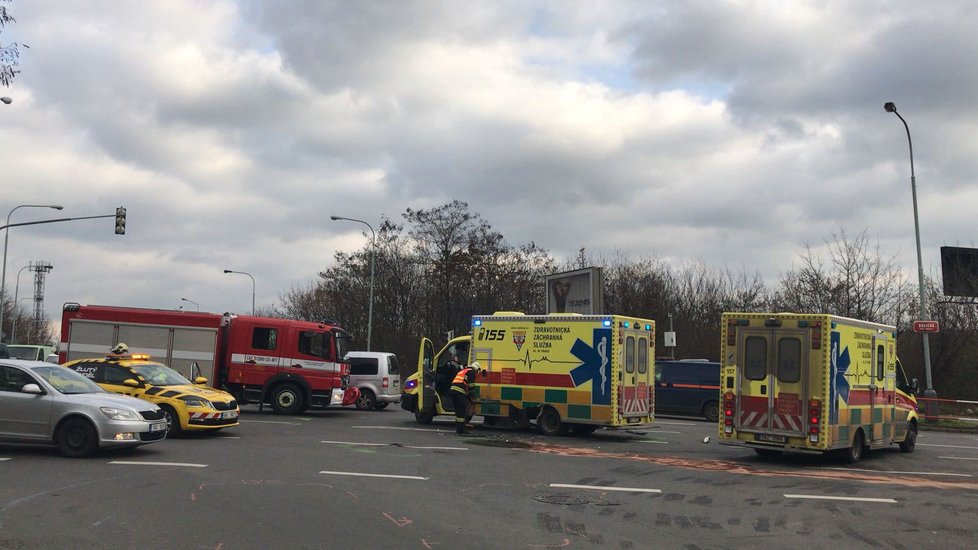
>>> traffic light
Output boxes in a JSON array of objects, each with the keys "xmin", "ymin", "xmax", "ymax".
[{"xmin": 114, "ymin": 206, "xmax": 126, "ymax": 235}]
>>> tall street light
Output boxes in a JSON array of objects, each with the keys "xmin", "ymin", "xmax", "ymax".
[
  {"xmin": 223, "ymin": 269, "xmax": 255, "ymax": 315},
  {"xmin": 1, "ymin": 97, "xmax": 12, "ymax": 105},
  {"xmin": 1, "ymin": 204, "xmax": 64, "ymax": 343},
  {"xmin": 884, "ymin": 101, "xmax": 936, "ymax": 404},
  {"xmin": 331, "ymin": 215, "xmax": 375, "ymax": 351},
  {"xmin": 11, "ymin": 264, "xmax": 31, "ymax": 344},
  {"xmin": 181, "ymin": 297, "xmax": 200, "ymax": 311}
]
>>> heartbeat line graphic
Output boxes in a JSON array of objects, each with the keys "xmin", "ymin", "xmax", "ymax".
[{"xmin": 491, "ymin": 350, "xmax": 580, "ymax": 371}]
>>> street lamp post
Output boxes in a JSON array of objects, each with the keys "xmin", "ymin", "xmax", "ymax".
[
  {"xmin": 1, "ymin": 204, "xmax": 64, "ymax": 343},
  {"xmin": 181, "ymin": 298, "xmax": 200, "ymax": 311},
  {"xmin": 1, "ymin": 97, "xmax": 12, "ymax": 105},
  {"xmin": 223, "ymin": 270, "xmax": 255, "ymax": 315},
  {"xmin": 331, "ymin": 216, "xmax": 376, "ymax": 351},
  {"xmin": 11, "ymin": 264, "xmax": 30, "ymax": 344},
  {"xmin": 884, "ymin": 101, "xmax": 936, "ymax": 406}
]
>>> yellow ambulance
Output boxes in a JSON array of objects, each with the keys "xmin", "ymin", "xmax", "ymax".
[
  {"xmin": 401, "ymin": 312, "xmax": 655, "ymax": 435},
  {"xmin": 718, "ymin": 312, "xmax": 919, "ymax": 462}
]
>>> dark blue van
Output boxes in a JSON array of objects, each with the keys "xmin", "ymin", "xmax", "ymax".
[{"xmin": 654, "ymin": 360, "xmax": 721, "ymax": 421}]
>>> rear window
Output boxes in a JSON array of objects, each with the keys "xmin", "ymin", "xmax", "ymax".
[
  {"xmin": 387, "ymin": 355, "xmax": 400, "ymax": 375},
  {"xmin": 744, "ymin": 336, "xmax": 768, "ymax": 381},
  {"xmin": 349, "ymin": 357, "xmax": 378, "ymax": 376}
]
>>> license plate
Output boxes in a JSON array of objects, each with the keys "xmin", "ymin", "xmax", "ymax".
[
  {"xmin": 222, "ymin": 411, "xmax": 239, "ymax": 419},
  {"xmin": 754, "ymin": 433, "xmax": 787, "ymax": 444},
  {"xmin": 150, "ymin": 422, "xmax": 166, "ymax": 432}
]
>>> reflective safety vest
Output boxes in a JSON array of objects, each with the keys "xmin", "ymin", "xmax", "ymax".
[{"xmin": 451, "ymin": 368, "xmax": 474, "ymax": 395}]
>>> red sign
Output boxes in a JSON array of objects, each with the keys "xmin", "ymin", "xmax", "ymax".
[{"xmin": 913, "ymin": 320, "xmax": 940, "ymax": 333}]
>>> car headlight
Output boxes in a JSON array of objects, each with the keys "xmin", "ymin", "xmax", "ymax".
[
  {"xmin": 183, "ymin": 398, "xmax": 214, "ymax": 409},
  {"xmin": 100, "ymin": 407, "xmax": 141, "ymax": 421}
]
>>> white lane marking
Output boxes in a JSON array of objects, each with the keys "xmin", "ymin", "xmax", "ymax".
[
  {"xmin": 109, "ymin": 461, "xmax": 207, "ymax": 468},
  {"xmin": 321, "ymin": 441, "xmax": 467, "ymax": 451},
  {"xmin": 820, "ymin": 467, "xmax": 971, "ymax": 477},
  {"xmin": 650, "ymin": 430, "xmax": 683, "ymax": 434},
  {"xmin": 241, "ymin": 420, "xmax": 303, "ymax": 425},
  {"xmin": 784, "ymin": 494, "xmax": 896, "ymax": 503},
  {"xmin": 220, "ymin": 436, "xmax": 241, "ymax": 439},
  {"xmin": 0, "ymin": 458, "xmax": 10, "ymax": 461},
  {"xmin": 319, "ymin": 470, "xmax": 427, "ymax": 480},
  {"xmin": 918, "ymin": 443, "xmax": 978, "ymax": 450},
  {"xmin": 635, "ymin": 439, "xmax": 668, "ymax": 444},
  {"xmin": 939, "ymin": 456, "xmax": 978, "ymax": 461},
  {"xmin": 550, "ymin": 483, "xmax": 662, "ymax": 494},
  {"xmin": 352, "ymin": 426, "xmax": 450, "ymax": 432},
  {"xmin": 653, "ymin": 420, "xmax": 698, "ymax": 426}
]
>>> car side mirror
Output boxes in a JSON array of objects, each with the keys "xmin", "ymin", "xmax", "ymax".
[
  {"xmin": 194, "ymin": 376, "xmax": 208, "ymax": 385},
  {"xmin": 21, "ymin": 383, "xmax": 44, "ymax": 395},
  {"xmin": 123, "ymin": 378, "xmax": 141, "ymax": 387}
]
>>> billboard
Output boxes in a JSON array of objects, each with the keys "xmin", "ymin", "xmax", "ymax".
[
  {"xmin": 941, "ymin": 246, "xmax": 978, "ymax": 298},
  {"xmin": 545, "ymin": 267, "xmax": 604, "ymax": 315}
]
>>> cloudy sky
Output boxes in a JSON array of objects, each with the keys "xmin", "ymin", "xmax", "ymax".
[{"xmin": 1, "ymin": 0, "xmax": 976, "ymax": 335}]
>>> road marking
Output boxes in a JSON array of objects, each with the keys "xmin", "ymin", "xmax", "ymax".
[
  {"xmin": 0, "ymin": 458, "xmax": 10, "ymax": 461},
  {"xmin": 109, "ymin": 461, "xmax": 207, "ymax": 468},
  {"xmin": 352, "ymin": 426, "xmax": 449, "ymax": 432},
  {"xmin": 549, "ymin": 483, "xmax": 662, "ymax": 494},
  {"xmin": 939, "ymin": 456, "xmax": 978, "ymax": 461},
  {"xmin": 653, "ymin": 420, "xmax": 698, "ymax": 426},
  {"xmin": 319, "ymin": 470, "xmax": 428, "ymax": 480},
  {"xmin": 650, "ymin": 430, "xmax": 683, "ymax": 434},
  {"xmin": 221, "ymin": 436, "xmax": 241, "ymax": 439},
  {"xmin": 635, "ymin": 439, "xmax": 668, "ymax": 444},
  {"xmin": 784, "ymin": 494, "xmax": 896, "ymax": 503},
  {"xmin": 918, "ymin": 443, "xmax": 978, "ymax": 450},
  {"xmin": 820, "ymin": 467, "xmax": 971, "ymax": 477},
  {"xmin": 321, "ymin": 441, "xmax": 468, "ymax": 451},
  {"xmin": 241, "ymin": 420, "xmax": 303, "ymax": 425}
]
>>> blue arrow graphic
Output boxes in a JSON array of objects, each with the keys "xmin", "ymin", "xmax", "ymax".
[
  {"xmin": 569, "ymin": 328, "xmax": 612, "ymax": 405},
  {"xmin": 829, "ymin": 331, "xmax": 852, "ymax": 424}
]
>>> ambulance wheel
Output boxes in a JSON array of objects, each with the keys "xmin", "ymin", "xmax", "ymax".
[
  {"xmin": 161, "ymin": 405, "xmax": 182, "ymax": 438},
  {"xmin": 355, "ymin": 389, "xmax": 376, "ymax": 410},
  {"xmin": 415, "ymin": 407, "xmax": 434, "ymax": 425},
  {"xmin": 899, "ymin": 421, "xmax": 917, "ymax": 453},
  {"xmin": 537, "ymin": 407, "xmax": 568, "ymax": 436},
  {"xmin": 702, "ymin": 401, "xmax": 720, "ymax": 423},
  {"xmin": 840, "ymin": 430, "xmax": 865, "ymax": 464},
  {"xmin": 270, "ymin": 384, "xmax": 304, "ymax": 415}
]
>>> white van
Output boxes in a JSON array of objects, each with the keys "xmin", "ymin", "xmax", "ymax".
[{"xmin": 345, "ymin": 351, "xmax": 402, "ymax": 410}]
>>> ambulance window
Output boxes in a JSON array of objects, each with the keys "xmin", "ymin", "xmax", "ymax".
[
  {"xmin": 625, "ymin": 336, "xmax": 635, "ymax": 373},
  {"xmin": 637, "ymin": 337, "xmax": 648, "ymax": 374},
  {"xmin": 744, "ymin": 336, "xmax": 767, "ymax": 380},
  {"xmin": 876, "ymin": 344, "xmax": 885, "ymax": 381},
  {"xmin": 252, "ymin": 327, "xmax": 278, "ymax": 350},
  {"xmin": 777, "ymin": 338, "xmax": 801, "ymax": 383}
]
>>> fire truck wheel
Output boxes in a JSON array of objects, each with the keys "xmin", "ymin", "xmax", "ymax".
[
  {"xmin": 840, "ymin": 429, "xmax": 865, "ymax": 464},
  {"xmin": 537, "ymin": 407, "xmax": 568, "ymax": 436},
  {"xmin": 55, "ymin": 417, "xmax": 99, "ymax": 458},
  {"xmin": 899, "ymin": 421, "xmax": 917, "ymax": 453},
  {"xmin": 355, "ymin": 389, "xmax": 377, "ymax": 410},
  {"xmin": 702, "ymin": 400, "xmax": 720, "ymax": 423},
  {"xmin": 415, "ymin": 407, "xmax": 434, "ymax": 424},
  {"xmin": 374, "ymin": 402, "xmax": 390, "ymax": 410},
  {"xmin": 270, "ymin": 384, "xmax": 305, "ymax": 415},
  {"xmin": 161, "ymin": 405, "xmax": 182, "ymax": 438}
]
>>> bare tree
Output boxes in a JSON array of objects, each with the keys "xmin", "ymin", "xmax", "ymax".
[{"xmin": 0, "ymin": 0, "xmax": 26, "ymax": 87}]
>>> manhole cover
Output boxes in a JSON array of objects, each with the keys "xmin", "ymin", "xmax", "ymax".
[{"xmin": 533, "ymin": 493, "xmax": 591, "ymax": 505}]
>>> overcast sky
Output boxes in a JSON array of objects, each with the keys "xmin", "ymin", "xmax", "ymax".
[{"xmin": 1, "ymin": 0, "xmax": 976, "ymax": 336}]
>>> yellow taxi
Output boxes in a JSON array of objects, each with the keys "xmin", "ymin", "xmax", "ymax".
[{"xmin": 63, "ymin": 348, "xmax": 239, "ymax": 437}]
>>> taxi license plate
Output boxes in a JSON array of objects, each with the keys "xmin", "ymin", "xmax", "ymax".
[
  {"xmin": 222, "ymin": 411, "xmax": 239, "ymax": 420},
  {"xmin": 150, "ymin": 423, "xmax": 166, "ymax": 432},
  {"xmin": 754, "ymin": 433, "xmax": 787, "ymax": 444}
]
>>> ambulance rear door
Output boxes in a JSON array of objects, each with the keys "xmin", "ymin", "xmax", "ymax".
[{"xmin": 735, "ymin": 324, "xmax": 808, "ymax": 441}]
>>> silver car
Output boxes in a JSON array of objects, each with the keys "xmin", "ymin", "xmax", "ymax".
[{"xmin": 0, "ymin": 359, "xmax": 168, "ymax": 457}]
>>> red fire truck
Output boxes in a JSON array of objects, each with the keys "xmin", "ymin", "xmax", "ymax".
[{"xmin": 59, "ymin": 303, "xmax": 359, "ymax": 414}]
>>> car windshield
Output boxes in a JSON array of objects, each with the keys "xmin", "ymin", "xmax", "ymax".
[
  {"xmin": 33, "ymin": 366, "xmax": 105, "ymax": 394},
  {"xmin": 132, "ymin": 363, "xmax": 192, "ymax": 386},
  {"xmin": 8, "ymin": 347, "xmax": 40, "ymax": 360}
]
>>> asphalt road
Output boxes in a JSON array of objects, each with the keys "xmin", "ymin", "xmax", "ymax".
[{"xmin": 2, "ymin": 407, "xmax": 977, "ymax": 549}]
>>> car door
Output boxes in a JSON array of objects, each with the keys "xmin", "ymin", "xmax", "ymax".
[{"xmin": 0, "ymin": 365, "xmax": 53, "ymax": 439}]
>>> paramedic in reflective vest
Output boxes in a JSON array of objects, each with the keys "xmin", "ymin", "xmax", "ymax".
[{"xmin": 450, "ymin": 362, "xmax": 483, "ymax": 434}]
